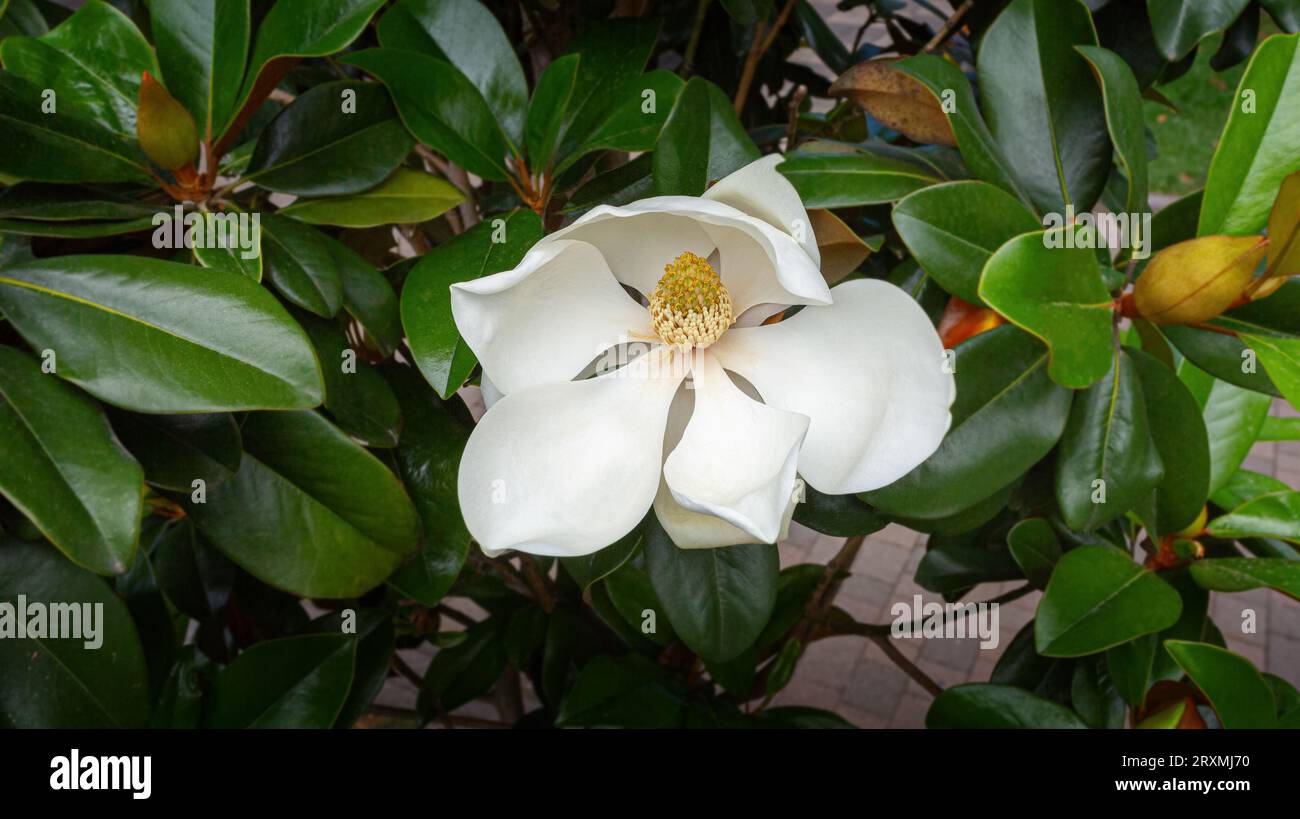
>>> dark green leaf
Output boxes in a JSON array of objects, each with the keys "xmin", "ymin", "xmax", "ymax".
[
  {"xmin": 1007, "ymin": 518, "xmax": 1062, "ymax": 589},
  {"xmin": 205, "ymin": 633, "xmax": 356, "ymax": 727},
  {"xmin": 927, "ymin": 683, "xmax": 1088, "ymax": 728},
  {"xmin": 188, "ymin": 411, "xmax": 420, "ymax": 598},
  {"xmin": 866, "ymin": 326, "xmax": 1072, "ymax": 519},
  {"xmin": 0, "ymin": 347, "xmax": 142, "ymax": 575},
  {"xmin": 1130, "ymin": 348, "xmax": 1211, "ymax": 535},
  {"xmin": 643, "ymin": 515, "xmax": 778, "ymax": 662},
  {"xmin": 296, "ymin": 311, "xmax": 402, "ymax": 448},
  {"xmin": 1164, "ymin": 640, "xmax": 1276, "ymax": 728},
  {"xmin": 1147, "ymin": 0, "xmax": 1252, "ymax": 60},
  {"xmin": 653, "ymin": 77, "xmax": 759, "ymax": 197},
  {"xmin": 0, "ymin": 254, "xmax": 323, "ymax": 411},
  {"xmin": 246, "ymin": 80, "xmax": 413, "ymax": 196},
  {"xmin": 892, "ymin": 180, "xmax": 1040, "ymax": 305},
  {"xmin": 0, "ymin": 538, "xmax": 149, "ymax": 727},
  {"xmin": 109, "ymin": 410, "xmax": 241, "ymax": 492},
  {"xmin": 147, "ymin": 0, "xmax": 250, "ymax": 140},
  {"xmin": 779, "ymin": 152, "xmax": 940, "ymax": 209},
  {"xmin": 401, "ymin": 209, "xmax": 542, "ymax": 398},
  {"xmin": 1076, "ymin": 44, "xmax": 1150, "ymax": 216},
  {"xmin": 1035, "ymin": 546, "xmax": 1182, "ymax": 657},
  {"xmin": 260, "ymin": 213, "xmax": 344, "ymax": 317}
]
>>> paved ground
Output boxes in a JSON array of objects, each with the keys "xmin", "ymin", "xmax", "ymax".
[{"xmin": 378, "ymin": 403, "xmax": 1300, "ymax": 728}]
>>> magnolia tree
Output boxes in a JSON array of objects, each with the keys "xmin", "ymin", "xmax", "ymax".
[{"xmin": 0, "ymin": 0, "xmax": 1297, "ymax": 730}]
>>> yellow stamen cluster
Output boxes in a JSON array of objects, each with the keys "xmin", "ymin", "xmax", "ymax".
[{"xmin": 648, "ymin": 252, "xmax": 734, "ymax": 348}]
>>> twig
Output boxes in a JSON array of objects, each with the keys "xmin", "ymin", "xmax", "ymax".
[
  {"xmin": 921, "ymin": 0, "xmax": 974, "ymax": 54},
  {"xmin": 732, "ymin": 0, "xmax": 799, "ymax": 115},
  {"xmin": 682, "ymin": 0, "xmax": 713, "ymax": 76},
  {"xmin": 519, "ymin": 555, "xmax": 556, "ymax": 614},
  {"xmin": 785, "ymin": 84, "xmax": 807, "ymax": 150},
  {"xmin": 869, "ymin": 633, "xmax": 943, "ymax": 696},
  {"xmin": 435, "ymin": 604, "xmax": 478, "ymax": 628}
]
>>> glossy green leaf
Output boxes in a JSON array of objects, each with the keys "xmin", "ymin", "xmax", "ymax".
[
  {"xmin": 149, "ymin": 517, "xmax": 233, "ymax": 621},
  {"xmin": 193, "ymin": 230, "xmax": 262, "ymax": 281},
  {"xmin": 188, "ymin": 411, "xmax": 420, "ymax": 598},
  {"xmin": 0, "ymin": 254, "xmax": 323, "ymax": 412},
  {"xmin": 561, "ymin": 527, "xmax": 641, "ymax": 593},
  {"xmin": 1147, "ymin": 0, "xmax": 1252, "ymax": 60},
  {"xmin": 147, "ymin": 0, "xmax": 250, "ymax": 140},
  {"xmin": 1211, "ymin": 468, "xmax": 1290, "ymax": 510},
  {"xmin": 401, "ymin": 209, "xmax": 542, "ymax": 398},
  {"xmin": 334, "ymin": 237, "xmax": 402, "ymax": 356},
  {"xmin": 1261, "ymin": 416, "xmax": 1300, "ymax": 440},
  {"xmin": 1263, "ymin": 0, "xmax": 1300, "ymax": 30},
  {"xmin": 1055, "ymin": 348, "xmax": 1164, "ymax": 530},
  {"xmin": 1242, "ymin": 333, "xmax": 1300, "ymax": 410},
  {"xmin": 791, "ymin": 483, "xmax": 886, "ymax": 537},
  {"xmin": 0, "ymin": 347, "xmax": 141, "ymax": 575},
  {"xmin": 1190, "ymin": 557, "xmax": 1300, "ymax": 599},
  {"xmin": 420, "ymin": 615, "xmax": 506, "ymax": 714},
  {"xmin": 892, "ymin": 180, "xmax": 1040, "ymax": 306},
  {"xmin": 309, "ymin": 608, "xmax": 394, "ymax": 728},
  {"xmin": 642, "ymin": 516, "xmax": 778, "ymax": 662},
  {"xmin": 0, "ymin": 538, "xmax": 149, "ymax": 727},
  {"xmin": 0, "ymin": 72, "xmax": 150, "ymax": 182},
  {"xmin": 1164, "ymin": 640, "xmax": 1276, "ymax": 728},
  {"xmin": 654, "ymin": 77, "xmax": 758, "ymax": 197},
  {"xmin": 0, "ymin": 182, "xmax": 159, "ymax": 221},
  {"xmin": 1071, "ymin": 656, "xmax": 1126, "ymax": 728},
  {"xmin": 558, "ymin": 69, "xmax": 683, "ymax": 173},
  {"xmin": 895, "ymin": 53, "xmax": 1030, "ymax": 207},
  {"xmin": 0, "ymin": 0, "xmax": 48, "ymax": 39},
  {"xmin": 1007, "ymin": 518, "xmax": 1061, "ymax": 589},
  {"xmin": 556, "ymin": 654, "xmax": 687, "ymax": 728},
  {"xmin": 553, "ymin": 18, "xmax": 660, "ymax": 155},
  {"xmin": 260, "ymin": 213, "xmax": 343, "ymax": 317},
  {"xmin": 220, "ymin": 0, "xmax": 385, "ymax": 142},
  {"xmin": 205, "ymin": 633, "xmax": 356, "ymax": 728},
  {"xmin": 976, "ymin": 0, "xmax": 1109, "ymax": 213},
  {"xmin": 1165, "ymin": 325, "xmax": 1280, "ymax": 396},
  {"xmin": 1106, "ymin": 634, "xmax": 1158, "ymax": 707},
  {"xmin": 1076, "ymin": 44, "xmax": 1149, "ymax": 215},
  {"xmin": 1200, "ymin": 33, "xmax": 1300, "ymax": 236},
  {"xmin": 927, "ymin": 683, "xmax": 1088, "ymax": 728},
  {"xmin": 0, "ymin": 0, "xmax": 157, "ymax": 137},
  {"xmin": 525, "ymin": 53, "xmax": 579, "ymax": 171},
  {"xmin": 376, "ymin": 0, "xmax": 527, "ymax": 146},
  {"xmin": 778, "ymin": 152, "xmax": 940, "ymax": 209},
  {"xmin": 245, "ymin": 80, "xmax": 413, "ymax": 196},
  {"xmin": 384, "ymin": 365, "xmax": 472, "ymax": 607},
  {"xmin": 1130, "ymin": 349, "xmax": 1211, "ymax": 535},
  {"xmin": 866, "ymin": 326, "xmax": 1072, "ymax": 519},
  {"xmin": 1036, "ymin": 546, "xmax": 1182, "ymax": 657},
  {"xmin": 1197, "ymin": 372, "xmax": 1273, "ymax": 493},
  {"xmin": 296, "ymin": 312, "xmax": 402, "ymax": 448},
  {"xmin": 343, "ymin": 47, "xmax": 511, "ymax": 181},
  {"xmin": 980, "ymin": 231, "xmax": 1115, "ymax": 389},
  {"xmin": 109, "ymin": 410, "xmax": 240, "ymax": 492},
  {"xmin": 282, "ymin": 168, "xmax": 462, "ymax": 228},
  {"xmin": 1207, "ymin": 491, "xmax": 1300, "ymax": 540}
]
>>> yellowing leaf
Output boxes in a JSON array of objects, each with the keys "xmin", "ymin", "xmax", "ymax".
[
  {"xmin": 828, "ymin": 58, "xmax": 957, "ymax": 147},
  {"xmin": 807, "ymin": 208, "xmax": 871, "ymax": 284},
  {"xmin": 1133, "ymin": 235, "xmax": 1267, "ymax": 324},
  {"xmin": 136, "ymin": 71, "xmax": 198, "ymax": 171}
]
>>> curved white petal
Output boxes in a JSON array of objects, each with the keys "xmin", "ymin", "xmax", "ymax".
[
  {"xmin": 703, "ymin": 154, "xmax": 821, "ymax": 267},
  {"xmin": 654, "ymin": 478, "xmax": 802, "ymax": 550},
  {"xmin": 542, "ymin": 196, "xmax": 831, "ymax": 313},
  {"xmin": 458, "ymin": 350, "xmax": 685, "ymax": 558},
  {"xmin": 661, "ymin": 351, "xmax": 808, "ymax": 545},
  {"xmin": 711, "ymin": 279, "xmax": 955, "ymax": 495},
  {"xmin": 450, "ymin": 239, "xmax": 652, "ymax": 394}
]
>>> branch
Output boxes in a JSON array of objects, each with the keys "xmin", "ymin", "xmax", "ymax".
[
  {"xmin": 682, "ymin": 0, "xmax": 713, "ymax": 76},
  {"xmin": 869, "ymin": 633, "xmax": 944, "ymax": 697},
  {"xmin": 921, "ymin": 0, "xmax": 974, "ymax": 54},
  {"xmin": 732, "ymin": 0, "xmax": 799, "ymax": 115}
]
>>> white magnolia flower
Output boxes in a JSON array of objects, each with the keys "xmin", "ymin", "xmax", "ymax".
[{"xmin": 450, "ymin": 155, "xmax": 955, "ymax": 557}]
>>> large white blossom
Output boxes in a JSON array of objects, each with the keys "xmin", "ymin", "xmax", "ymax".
[{"xmin": 450, "ymin": 155, "xmax": 955, "ymax": 557}]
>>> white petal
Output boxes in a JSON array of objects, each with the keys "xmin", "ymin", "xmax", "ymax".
[
  {"xmin": 450, "ymin": 239, "xmax": 652, "ymax": 394},
  {"xmin": 458, "ymin": 350, "xmax": 685, "ymax": 558},
  {"xmin": 543, "ymin": 196, "xmax": 831, "ymax": 313},
  {"xmin": 654, "ymin": 478, "xmax": 802, "ymax": 550},
  {"xmin": 704, "ymin": 154, "xmax": 821, "ymax": 268},
  {"xmin": 661, "ymin": 351, "xmax": 808, "ymax": 545},
  {"xmin": 711, "ymin": 278, "xmax": 955, "ymax": 494}
]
